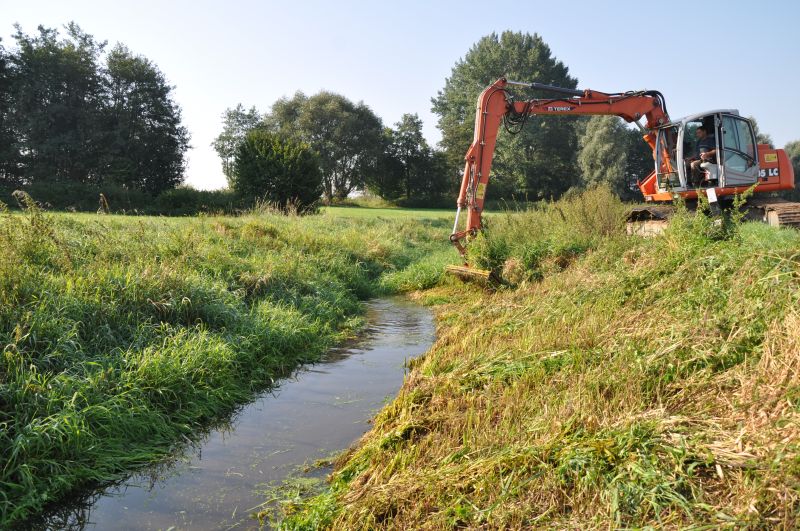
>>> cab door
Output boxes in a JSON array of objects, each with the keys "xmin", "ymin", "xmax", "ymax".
[
  {"xmin": 719, "ymin": 114, "xmax": 759, "ymax": 187},
  {"xmin": 654, "ymin": 125, "xmax": 682, "ymax": 191}
]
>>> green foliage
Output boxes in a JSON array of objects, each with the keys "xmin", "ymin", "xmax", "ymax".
[
  {"xmin": 0, "ymin": 182, "xmax": 238, "ymax": 215},
  {"xmin": 211, "ymin": 104, "xmax": 263, "ymax": 186},
  {"xmin": 0, "ymin": 38, "xmax": 20, "ymax": 187},
  {"xmin": 431, "ymin": 31, "xmax": 580, "ymax": 200},
  {"xmin": 466, "ymin": 186, "xmax": 628, "ymax": 282},
  {"xmin": 8, "ymin": 23, "xmax": 106, "ymax": 184},
  {"xmin": 152, "ymin": 187, "xmax": 239, "ymax": 215},
  {"xmin": 747, "ymin": 115, "xmax": 774, "ymax": 148},
  {"xmin": 2, "ymin": 23, "xmax": 189, "ymax": 194},
  {"xmin": 578, "ymin": 116, "xmax": 628, "ymax": 194},
  {"xmin": 577, "ymin": 116, "xmax": 652, "ymax": 200},
  {"xmin": 266, "ymin": 91, "xmax": 384, "ymax": 202},
  {"xmin": 370, "ymin": 113, "xmax": 449, "ymax": 203},
  {"xmin": 101, "ymin": 45, "xmax": 190, "ymax": 194},
  {"xmin": 783, "ymin": 139, "xmax": 800, "ymax": 201},
  {"xmin": 232, "ymin": 130, "xmax": 322, "ymax": 211},
  {"xmin": 0, "ymin": 205, "xmax": 449, "ymax": 527},
  {"xmin": 786, "ymin": 139, "xmax": 800, "ymax": 172},
  {"xmin": 622, "ymin": 126, "xmax": 655, "ymax": 195}
]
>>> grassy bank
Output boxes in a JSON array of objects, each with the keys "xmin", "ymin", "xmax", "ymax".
[
  {"xmin": 0, "ymin": 200, "xmax": 452, "ymax": 526},
  {"xmin": 283, "ymin": 189, "xmax": 800, "ymax": 528}
]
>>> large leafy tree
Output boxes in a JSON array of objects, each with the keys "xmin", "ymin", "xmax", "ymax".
[
  {"xmin": 432, "ymin": 31, "xmax": 581, "ymax": 200},
  {"xmin": 390, "ymin": 113, "xmax": 427, "ymax": 199},
  {"xmin": 211, "ymin": 104, "xmax": 262, "ymax": 186},
  {"xmin": 232, "ymin": 129, "xmax": 321, "ymax": 210},
  {"xmin": 784, "ymin": 140, "xmax": 800, "ymax": 200},
  {"xmin": 577, "ymin": 116, "xmax": 653, "ymax": 200},
  {"xmin": 1, "ymin": 23, "xmax": 189, "ymax": 194},
  {"xmin": 371, "ymin": 128, "xmax": 405, "ymax": 200},
  {"xmin": 748, "ymin": 116, "xmax": 774, "ymax": 148},
  {"xmin": 785, "ymin": 140, "xmax": 800, "ymax": 174},
  {"xmin": 267, "ymin": 91, "xmax": 383, "ymax": 201},
  {"xmin": 0, "ymin": 38, "xmax": 21, "ymax": 187},
  {"xmin": 376, "ymin": 113, "xmax": 448, "ymax": 201},
  {"xmin": 9, "ymin": 23, "xmax": 106, "ymax": 184},
  {"xmin": 101, "ymin": 45, "xmax": 190, "ymax": 194},
  {"xmin": 578, "ymin": 116, "xmax": 627, "ymax": 193}
]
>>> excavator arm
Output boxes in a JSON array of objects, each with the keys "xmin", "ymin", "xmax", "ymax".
[{"xmin": 450, "ymin": 77, "xmax": 669, "ymax": 262}]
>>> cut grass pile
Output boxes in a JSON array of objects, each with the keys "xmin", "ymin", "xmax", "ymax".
[
  {"xmin": 283, "ymin": 188, "xmax": 800, "ymax": 528},
  {"xmin": 0, "ymin": 198, "xmax": 450, "ymax": 527}
]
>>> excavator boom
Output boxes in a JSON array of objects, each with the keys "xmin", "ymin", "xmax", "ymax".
[
  {"xmin": 450, "ymin": 77, "xmax": 668, "ymax": 262},
  {"xmin": 450, "ymin": 77, "xmax": 797, "ymax": 275}
]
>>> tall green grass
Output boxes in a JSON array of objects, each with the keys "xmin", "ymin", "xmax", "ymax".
[
  {"xmin": 283, "ymin": 186, "xmax": 800, "ymax": 529},
  {"xmin": 0, "ymin": 198, "xmax": 451, "ymax": 526}
]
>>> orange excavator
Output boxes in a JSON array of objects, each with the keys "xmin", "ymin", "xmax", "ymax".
[{"xmin": 449, "ymin": 77, "xmax": 797, "ymax": 277}]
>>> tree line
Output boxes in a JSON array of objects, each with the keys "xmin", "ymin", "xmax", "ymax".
[
  {"xmin": 218, "ymin": 31, "xmax": 800, "ymax": 210},
  {"xmin": 215, "ymin": 32, "xmax": 660, "ymax": 210},
  {"xmin": 2, "ymin": 25, "xmax": 797, "ymax": 212},
  {"xmin": 213, "ymin": 95, "xmax": 449, "ymax": 209},
  {"xmin": 0, "ymin": 23, "xmax": 189, "ymax": 197}
]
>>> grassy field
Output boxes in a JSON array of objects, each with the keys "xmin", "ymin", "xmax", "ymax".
[
  {"xmin": 4, "ymin": 189, "xmax": 799, "ymax": 528},
  {"xmin": 0, "ymin": 198, "xmax": 453, "ymax": 527},
  {"xmin": 282, "ymin": 188, "xmax": 800, "ymax": 529}
]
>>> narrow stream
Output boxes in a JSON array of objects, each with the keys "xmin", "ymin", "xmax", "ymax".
[{"xmin": 42, "ymin": 298, "xmax": 435, "ymax": 530}]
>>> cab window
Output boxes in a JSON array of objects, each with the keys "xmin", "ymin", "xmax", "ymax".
[
  {"xmin": 655, "ymin": 126, "xmax": 680, "ymax": 188},
  {"xmin": 721, "ymin": 115, "xmax": 756, "ymax": 171}
]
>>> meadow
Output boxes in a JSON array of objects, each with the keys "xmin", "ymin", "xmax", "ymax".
[
  {"xmin": 3, "ymin": 188, "xmax": 799, "ymax": 529},
  {"xmin": 282, "ymin": 188, "xmax": 800, "ymax": 529},
  {"xmin": 0, "ymin": 197, "xmax": 452, "ymax": 526}
]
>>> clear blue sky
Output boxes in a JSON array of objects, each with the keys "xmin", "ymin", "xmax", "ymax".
[{"xmin": 2, "ymin": 0, "xmax": 798, "ymax": 190}]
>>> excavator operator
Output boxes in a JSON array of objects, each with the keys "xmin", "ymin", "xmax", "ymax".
[{"xmin": 690, "ymin": 124, "xmax": 717, "ymax": 186}]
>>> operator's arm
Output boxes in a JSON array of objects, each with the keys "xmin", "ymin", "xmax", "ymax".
[{"xmin": 700, "ymin": 148, "xmax": 716, "ymax": 161}]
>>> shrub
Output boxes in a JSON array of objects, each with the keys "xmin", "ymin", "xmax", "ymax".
[
  {"xmin": 465, "ymin": 185, "xmax": 628, "ymax": 282},
  {"xmin": 0, "ymin": 183, "xmax": 239, "ymax": 216},
  {"xmin": 153, "ymin": 187, "xmax": 239, "ymax": 215},
  {"xmin": 232, "ymin": 130, "xmax": 322, "ymax": 212},
  {"xmin": 0, "ymin": 181, "xmax": 152, "ymax": 213}
]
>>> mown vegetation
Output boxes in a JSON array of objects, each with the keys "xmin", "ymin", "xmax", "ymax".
[
  {"xmin": 282, "ymin": 188, "xmax": 800, "ymax": 529},
  {"xmin": 0, "ymin": 196, "xmax": 452, "ymax": 527}
]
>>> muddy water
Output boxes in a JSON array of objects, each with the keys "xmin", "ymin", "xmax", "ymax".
[{"xmin": 45, "ymin": 298, "xmax": 435, "ymax": 530}]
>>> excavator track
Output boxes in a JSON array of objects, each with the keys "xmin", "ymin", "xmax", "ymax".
[
  {"xmin": 745, "ymin": 198, "xmax": 800, "ymax": 228},
  {"xmin": 626, "ymin": 197, "xmax": 800, "ymax": 235}
]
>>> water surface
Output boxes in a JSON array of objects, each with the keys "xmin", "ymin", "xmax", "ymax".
[{"xmin": 44, "ymin": 298, "xmax": 435, "ymax": 530}]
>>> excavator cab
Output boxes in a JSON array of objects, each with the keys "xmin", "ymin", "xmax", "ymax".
[{"xmin": 654, "ymin": 111, "xmax": 759, "ymax": 193}]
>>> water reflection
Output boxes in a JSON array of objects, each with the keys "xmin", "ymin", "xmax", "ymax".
[{"xmin": 35, "ymin": 298, "xmax": 435, "ymax": 530}]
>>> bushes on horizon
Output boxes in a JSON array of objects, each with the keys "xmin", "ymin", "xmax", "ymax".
[
  {"xmin": 153, "ymin": 187, "xmax": 238, "ymax": 215},
  {"xmin": 232, "ymin": 130, "xmax": 322, "ymax": 212},
  {"xmin": 0, "ymin": 182, "xmax": 238, "ymax": 215}
]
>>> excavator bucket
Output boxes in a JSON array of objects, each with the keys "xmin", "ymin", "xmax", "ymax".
[{"xmin": 444, "ymin": 264, "xmax": 501, "ymax": 285}]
